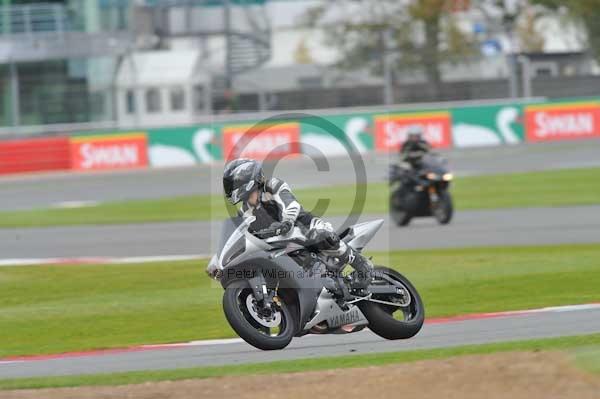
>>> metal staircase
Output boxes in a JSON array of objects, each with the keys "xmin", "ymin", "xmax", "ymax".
[
  {"xmin": 228, "ymin": 24, "xmax": 271, "ymax": 75},
  {"xmin": 138, "ymin": 0, "xmax": 272, "ymax": 88}
]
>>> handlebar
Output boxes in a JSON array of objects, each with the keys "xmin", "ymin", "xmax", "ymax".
[
  {"xmin": 253, "ymin": 227, "xmax": 278, "ymax": 239},
  {"xmin": 251, "ymin": 221, "xmax": 293, "ymax": 239}
]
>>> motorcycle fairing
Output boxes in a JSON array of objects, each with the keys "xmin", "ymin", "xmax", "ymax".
[
  {"xmin": 216, "ymin": 217, "xmax": 384, "ymax": 332},
  {"xmin": 340, "ymin": 219, "xmax": 384, "ymax": 251}
]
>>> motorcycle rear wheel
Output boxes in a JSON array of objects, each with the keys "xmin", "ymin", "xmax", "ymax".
[{"xmin": 358, "ymin": 267, "xmax": 424, "ymax": 340}]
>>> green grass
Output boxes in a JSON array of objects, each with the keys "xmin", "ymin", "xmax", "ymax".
[
  {"xmin": 1, "ymin": 334, "xmax": 599, "ymax": 390},
  {"xmin": 1, "ymin": 243, "xmax": 599, "ymax": 358},
  {"xmin": 0, "ymin": 167, "xmax": 599, "ymax": 227}
]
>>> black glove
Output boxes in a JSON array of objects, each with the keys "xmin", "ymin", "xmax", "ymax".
[
  {"xmin": 306, "ymin": 228, "xmax": 340, "ymax": 250},
  {"xmin": 254, "ymin": 220, "xmax": 293, "ymax": 239},
  {"xmin": 270, "ymin": 220, "xmax": 293, "ymax": 236}
]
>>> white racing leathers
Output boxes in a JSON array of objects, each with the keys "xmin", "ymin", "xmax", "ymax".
[{"xmin": 243, "ymin": 177, "xmax": 373, "ymax": 289}]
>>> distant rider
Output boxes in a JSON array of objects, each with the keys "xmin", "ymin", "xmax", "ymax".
[
  {"xmin": 400, "ymin": 125, "xmax": 431, "ymax": 172},
  {"xmin": 219, "ymin": 158, "xmax": 374, "ymax": 294}
]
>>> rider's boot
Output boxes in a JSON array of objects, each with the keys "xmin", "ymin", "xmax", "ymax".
[
  {"xmin": 311, "ymin": 261, "xmax": 346, "ymax": 298},
  {"xmin": 322, "ymin": 276, "xmax": 344, "ymax": 297},
  {"xmin": 343, "ymin": 248, "xmax": 374, "ymax": 296}
]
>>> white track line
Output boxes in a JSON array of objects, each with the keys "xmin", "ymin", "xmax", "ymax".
[
  {"xmin": 51, "ymin": 201, "xmax": 100, "ymax": 209},
  {"xmin": 0, "ymin": 254, "xmax": 209, "ymax": 267},
  {"xmin": 142, "ymin": 338, "xmax": 246, "ymax": 349}
]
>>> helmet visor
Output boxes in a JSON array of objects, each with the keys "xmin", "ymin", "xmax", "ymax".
[{"xmin": 227, "ymin": 179, "xmax": 256, "ymax": 204}]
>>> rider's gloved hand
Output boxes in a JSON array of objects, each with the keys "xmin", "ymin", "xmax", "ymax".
[
  {"xmin": 254, "ymin": 220, "xmax": 293, "ymax": 238},
  {"xmin": 269, "ymin": 220, "xmax": 293, "ymax": 236}
]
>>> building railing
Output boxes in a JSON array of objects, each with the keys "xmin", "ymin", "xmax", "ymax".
[
  {"xmin": 0, "ymin": 1, "xmax": 133, "ymax": 36},
  {"xmin": 0, "ymin": 2, "xmax": 134, "ymax": 63},
  {"xmin": 0, "ymin": 4, "xmax": 71, "ymax": 35}
]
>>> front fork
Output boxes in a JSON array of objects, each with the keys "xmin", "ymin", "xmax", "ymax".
[
  {"xmin": 428, "ymin": 185, "xmax": 439, "ymax": 204},
  {"xmin": 248, "ymin": 273, "xmax": 280, "ymax": 312}
]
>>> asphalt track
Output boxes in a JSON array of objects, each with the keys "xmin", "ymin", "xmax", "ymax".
[
  {"xmin": 1, "ymin": 140, "xmax": 599, "ymax": 380},
  {"xmin": 1, "ymin": 205, "xmax": 599, "ymax": 259},
  {"xmin": 1, "ymin": 306, "xmax": 600, "ymax": 379},
  {"xmin": 1, "ymin": 140, "xmax": 599, "ymax": 211}
]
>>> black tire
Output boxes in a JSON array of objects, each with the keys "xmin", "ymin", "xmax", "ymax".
[
  {"xmin": 434, "ymin": 190, "xmax": 453, "ymax": 225},
  {"xmin": 358, "ymin": 267, "xmax": 424, "ymax": 340},
  {"xmin": 223, "ymin": 280, "xmax": 295, "ymax": 350},
  {"xmin": 390, "ymin": 190, "xmax": 412, "ymax": 226}
]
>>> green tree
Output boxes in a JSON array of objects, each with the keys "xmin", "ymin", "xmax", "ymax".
[
  {"xmin": 531, "ymin": 0, "xmax": 600, "ymax": 61},
  {"xmin": 516, "ymin": 7, "xmax": 546, "ymax": 52},
  {"xmin": 302, "ymin": 0, "xmax": 476, "ymax": 99}
]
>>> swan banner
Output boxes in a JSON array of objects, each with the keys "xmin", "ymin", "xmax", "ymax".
[
  {"xmin": 451, "ymin": 104, "xmax": 525, "ymax": 148},
  {"xmin": 147, "ymin": 126, "xmax": 222, "ymax": 167},
  {"xmin": 373, "ymin": 111, "xmax": 453, "ymax": 151},
  {"xmin": 299, "ymin": 113, "xmax": 373, "ymax": 156},
  {"xmin": 525, "ymin": 101, "xmax": 600, "ymax": 142},
  {"xmin": 31, "ymin": 96, "xmax": 597, "ymax": 177},
  {"xmin": 222, "ymin": 122, "xmax": 301, "ymax": 161},
  {"xmin": 70, "ymin": 133, "xmax": 148, "ymax": 171}
]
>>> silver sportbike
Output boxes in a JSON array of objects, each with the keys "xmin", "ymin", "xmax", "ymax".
[{"xmin": 207, "ymin": 216, "xmax": 424, "ymax": 350}]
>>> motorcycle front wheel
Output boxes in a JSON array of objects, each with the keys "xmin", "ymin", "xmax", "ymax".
[
  {"xmin": 433, "ymin": 190, "xmax": 453, "ymax": 225},
  {"xmin": 223, "ymin": 280, "xmax": 295, "ymax": 350},
  {"xmin": 390, "ymin": 190, "xmax": 412, "ymax": 226},
  {"xmin": 358, "ymin": 266, "xmax": 424, "ymax": 340}
]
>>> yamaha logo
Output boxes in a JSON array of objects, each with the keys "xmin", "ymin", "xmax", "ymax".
[{"xmin": 328, "ymin": 308, "xmax": 361, "ymax": 328}]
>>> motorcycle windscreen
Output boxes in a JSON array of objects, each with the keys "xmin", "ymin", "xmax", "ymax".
[
  {"xmin": 421, "ymin": 155, "xmax": 448, "ymax": 175},
  {"xmin": 217, "ymin": 216, "xmax": 244, "ymax": 258}
]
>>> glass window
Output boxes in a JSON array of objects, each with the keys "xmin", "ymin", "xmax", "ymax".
[
  {"xmin": 170, "ymin": 87, "xmax": 185, "ymax": 111},
  {"xmin": 126, "ymin": 90, "xmax": 135, "ymax": 114},
  {"xmin": 90, "ymin": 92, "xmax": 106, "ymax": 120},
  {"xmin": 145, "ymin": 88, "xmax": 161, "ymax": 113},
  {"xmin": 298, "ymin": 76, "xmax": 323, "ymax": 88},
  {"xmin": 193, "ymin": 85, "xmax": 205, "ymax": 112}
]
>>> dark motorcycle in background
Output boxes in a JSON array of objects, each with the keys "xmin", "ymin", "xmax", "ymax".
[{"xmin": 389, "ymin": 153, "xmax": 454, "ymax": 227}]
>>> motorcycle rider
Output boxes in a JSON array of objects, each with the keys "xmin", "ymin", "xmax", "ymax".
[
  {"xmin": 400, "ymin": 125, "xmax": 431, "ymax": 172},
  {"xmin": 220, "ymin": 158, "xmax": 374, "ymax": 295}
]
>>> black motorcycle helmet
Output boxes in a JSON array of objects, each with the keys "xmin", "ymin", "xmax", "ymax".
[
  {"xmin": 223, "ymin": 158, "xmax": 265, "ymax": 204},
  {"xmin": 407, "ymin": 125, "xmax": 424, "ymax": 141}
]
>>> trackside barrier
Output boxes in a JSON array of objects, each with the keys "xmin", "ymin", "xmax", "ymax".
[
  {"xmin": 0, "ymin": 96, "xmax": 598, "ymax": 176},
  {"xmin": 0, "ymin": 133, "xmax": 150, "ymax": 176},
  {"xmin": 143, "ymin": 96, "xmax": 600, "ymax": 167},
  {"xmin": 0, "ymin": 137, "xmax": 71, "ymax": 175}
]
